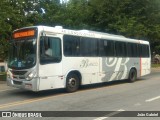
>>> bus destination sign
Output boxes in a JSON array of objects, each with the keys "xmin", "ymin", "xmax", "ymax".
[{"xmin": 13, "ymin": 29, "xmax": 35, "ymax": 39}]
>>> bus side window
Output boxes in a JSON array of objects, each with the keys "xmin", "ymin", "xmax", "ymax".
[
  {"xmin": 63, "ymin": 35, "xmax": 80, "ymax": 56},
  {"xmin": 127, "ymin": 43, "xmax": 138, "ymax": 57},
  {"xmin": 115, "ymin": 41, "xmax": 127, "ymax": 57},
  {"xmin": 140, "ymin": 44, "xmax": 149, "ymax": 57},
  {"xmin": 80, "ymin": 37, "xmax": 98, "ymax": 56},
  {"xmin": 40, "ymin": 36, "xmax": 61, "ymax": 64},
  {"xmin": 99, "ymin": 40, "xmax": 115, "ymax": 57}
]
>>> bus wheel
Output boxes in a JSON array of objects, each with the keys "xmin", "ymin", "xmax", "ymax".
[
  {"xmin": 66, "ymin": 74, "xmax": 80, "ymax": 92},
  {"xmin": 128, "ymin": 69, "xmax": 137, "ymax": 83}
]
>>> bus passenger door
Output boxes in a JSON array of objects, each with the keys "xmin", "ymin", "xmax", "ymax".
[{"xmin": 38, "ymin": 35, "xmax": 63, "ymax": 90}]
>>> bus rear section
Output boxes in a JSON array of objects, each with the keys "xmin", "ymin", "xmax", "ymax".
[{"xmin": 139, "ymin": 41, "xmax": 151, "ymax": 77}]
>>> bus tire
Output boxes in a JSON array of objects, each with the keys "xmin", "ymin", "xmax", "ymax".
[
  {"xmin": 128, "ymin": 68, "xmax": 137, "ymax": 83},
  {"xmin": 66, "ymin": 73, "xmax": 80, "ymax": 92}
]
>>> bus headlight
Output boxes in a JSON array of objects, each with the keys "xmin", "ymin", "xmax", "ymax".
[{"xmin": 26, "ymin": 70, "xmax": 36, "ymax": 81}]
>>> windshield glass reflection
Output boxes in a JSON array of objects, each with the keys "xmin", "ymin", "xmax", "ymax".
[{"xmin": 8, "ymin": 38, "xmax": 36, "ymax": 69}]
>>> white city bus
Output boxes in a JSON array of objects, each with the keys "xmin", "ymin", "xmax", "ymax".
[{"xmin": 7, "ymin": 26, "xmax": 151, "ymax": 92}]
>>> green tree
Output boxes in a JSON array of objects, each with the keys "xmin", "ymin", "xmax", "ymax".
[
  {"xmin": 77, "ymin": 0, "xmax": 160, "ymax": 52},
  {"xmin": 0, "ymin": 0, "xmax": 39, "ymax": 60},
  {"xmin": 1, "ymin": 0, "xmax": 160, "ymax": 59}
]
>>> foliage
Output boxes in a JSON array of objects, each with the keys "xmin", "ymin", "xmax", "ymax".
[
  {"xmin": 0, "ymin": 73, "xmax": 6, "ymax": 81},
  {"xmin": 152, "ymin": 64, "xmax": 160, "ymax": 68},
  {"xmin": 0, "ymin": 0, "xmax": 160, "ymax": 60}
]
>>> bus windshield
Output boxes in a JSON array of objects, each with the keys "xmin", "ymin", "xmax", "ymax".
[{"xmin": 8, "ymin": 38, "xmax": 36, "ymax": 69}]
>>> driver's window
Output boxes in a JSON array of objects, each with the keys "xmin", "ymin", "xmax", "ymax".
[
  {"xmin": 44, "ymin": 38, "xmax": 53, "ymax": 57},
  {"xmin": 40, "ymin": 36, "xmax": 61, "ymax": 64}
]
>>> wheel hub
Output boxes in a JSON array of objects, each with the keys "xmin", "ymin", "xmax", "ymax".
[{"xmin": 69, "ymin": 78, "xmax": 76, "ymax": 87}]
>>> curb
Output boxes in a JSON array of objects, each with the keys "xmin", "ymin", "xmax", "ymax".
[{"xmin": 151, "ymin": 67, "xmax": 160, "ymax": 72}]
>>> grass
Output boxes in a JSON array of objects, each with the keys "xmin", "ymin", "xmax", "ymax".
[{"xmin": 151, "ymin": 64, "xmax": 160, "ymax": 68}]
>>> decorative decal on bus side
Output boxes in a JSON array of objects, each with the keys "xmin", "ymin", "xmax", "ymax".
[
  {"xmin": 80, "ymin": 59, "xmax": 98, "ymax": 68},
  {"xmin": 104, "ymin": 58, "xmax": 130, "ymax": 81},
  {"xmin": 62, "ymin": 29, "xmax": 95, "ymax": 37}
]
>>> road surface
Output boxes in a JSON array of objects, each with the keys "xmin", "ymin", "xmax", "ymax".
[{"xmin": 0, "ymin": 69, "xmax": 160, "ymax": 120}]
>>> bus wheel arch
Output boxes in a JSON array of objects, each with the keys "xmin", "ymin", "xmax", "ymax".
[
  {"xmin": 65, "ymin": 71, "xmax": 82, "ymax": 92},
  {"xmin": 128, "ymin": 68, "xmax": 137, "ymax": 83}
]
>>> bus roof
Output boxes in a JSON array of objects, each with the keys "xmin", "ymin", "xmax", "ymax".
[{"xmin": 14, "ymin": 25, "xmax": 149, "ymax": 45}]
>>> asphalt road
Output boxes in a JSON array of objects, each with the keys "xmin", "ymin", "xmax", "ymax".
[{"xmin": 0, "ymin": 70, "xmax": 160, "ymax": 120}]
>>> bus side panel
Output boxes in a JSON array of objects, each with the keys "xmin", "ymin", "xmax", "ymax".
[
  {"xmin": 99, "ymin": 57, "xmax": 141, "ymax": 82},
  {"xmin": 63, "ymin": 57, "xmax": 99, "ymax": 85},
  {"xmin": 38, "ymin": 63, "xmax": 64, "ymax": 91}
]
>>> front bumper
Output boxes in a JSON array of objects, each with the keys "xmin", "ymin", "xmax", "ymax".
[{"xmin": 7, "ymin": 78, "xmax": 39, "ymax": 91}]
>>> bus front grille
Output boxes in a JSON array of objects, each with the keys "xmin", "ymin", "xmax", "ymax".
[
  {"xmin": 11, "ymin": 70, "xmax": 27, "ymax": 75},
  {"xmin": 13, "ymin": 80, "xmax": 22, "ymax": 85}
]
